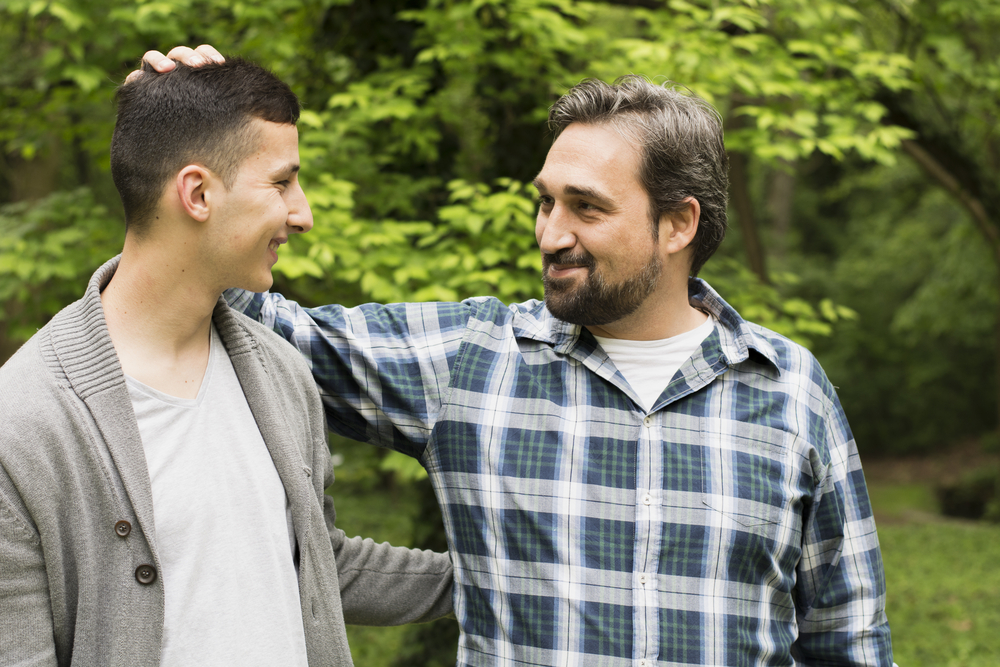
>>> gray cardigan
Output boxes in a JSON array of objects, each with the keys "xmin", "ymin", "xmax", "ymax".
[{"xmin": 0, "ymin": 257, "xmax": 454, "ymax": 666}]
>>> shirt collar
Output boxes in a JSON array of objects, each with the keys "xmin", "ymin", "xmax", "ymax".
[
  {"xmin": 687, "ymin": 277, "xmax": 781, "ymax": 373},
  {"xmin": 508, "ymin": 278, "xmax": 781, "ymax": 374}
]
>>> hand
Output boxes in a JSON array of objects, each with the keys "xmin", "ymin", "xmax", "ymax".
[{"xmin": 124, "ymin": 44, "xmax": 225, "ymax": 84}]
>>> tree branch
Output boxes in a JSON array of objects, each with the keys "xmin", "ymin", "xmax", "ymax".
[{"xmin": 901, "ymin": 138, "xmax": 1000, "ymax": 260}]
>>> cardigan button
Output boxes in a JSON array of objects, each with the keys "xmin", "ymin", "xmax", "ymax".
[
  {"xmin": 135, "ymin": 564, "xmax": 157, "ymax": 585},
  {"xmin": 114, "ymin": 520, "xmax": 131, "ymax": 537}
]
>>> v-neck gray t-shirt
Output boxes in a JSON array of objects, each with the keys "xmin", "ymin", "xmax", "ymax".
[{"xmin": 126, "ymin": 326, "xmax": 308, "ymax": 666}]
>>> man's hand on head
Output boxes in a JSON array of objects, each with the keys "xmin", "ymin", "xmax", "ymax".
[{"xmin": 125, "ymin": 44, "xmax": 225, "ymax": 84}]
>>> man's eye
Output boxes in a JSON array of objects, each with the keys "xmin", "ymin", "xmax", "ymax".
[{"xmin": 537, "ymin": 196, "xmax": 553, "ymax": 207}]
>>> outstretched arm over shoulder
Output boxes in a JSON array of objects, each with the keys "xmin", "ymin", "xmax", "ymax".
[{"xmin": 228, "ymin": 288, "xmax": 471, "ymax": 458}]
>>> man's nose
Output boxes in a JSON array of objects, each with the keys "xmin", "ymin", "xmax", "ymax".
[
  {"xmin": 536, "ymin": 204, "xmax": 576, "ymax": 255},
  {"xmin": 288, "ymin": 183, "xmax": 313, "ymax": 234}
]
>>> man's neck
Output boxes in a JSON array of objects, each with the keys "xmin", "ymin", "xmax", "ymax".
[{"xmin": 101, "ymin": 239, "xmax": 220, "ymax": 399}]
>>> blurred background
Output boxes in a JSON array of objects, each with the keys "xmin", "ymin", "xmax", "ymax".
[{"xmin": 1, "ymin": 0, "xmax": 998, "ymax": 664}]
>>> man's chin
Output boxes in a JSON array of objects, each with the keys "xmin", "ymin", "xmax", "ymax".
[
  {"xmin": 233, "ymin": 274, "xmax": 274, "ymax": 294},
  {"xmin": 543, "ymin": 291, "xmax": 594, "ymax": 327}
]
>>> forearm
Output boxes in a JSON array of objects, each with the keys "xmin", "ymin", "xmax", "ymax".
[{"xmin": 332, "ymin": 529, "xmax": 454, "ymax": 626}]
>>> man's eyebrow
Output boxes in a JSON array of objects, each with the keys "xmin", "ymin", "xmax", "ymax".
[
  {"xmin": 564, "ymin": 184, "xmax": 611, "ymax": 203},
  {"xmin": 270, "ymin": 163, "xmax": 300, "ymax": 179},
  {"xmin": 532, "ymin": 178, "xmax": 611, "ymax": 205}
]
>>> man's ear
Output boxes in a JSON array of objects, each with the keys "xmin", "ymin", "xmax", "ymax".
[
  {"xmin": 175, "ymin": 165, "xmax": 213, "ymax": 222},
  {"xmin": 660, "ymin": 197, "xmax": 700, "ymax": 255}
]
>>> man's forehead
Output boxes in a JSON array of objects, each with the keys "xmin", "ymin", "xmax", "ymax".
[{"xmin": 534, "ymin": 123, "xmax": 642, "ymax": 196}]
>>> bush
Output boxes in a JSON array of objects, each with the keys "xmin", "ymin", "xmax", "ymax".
[{"xmin": 937, "ymin": 465, "xmax": 1000, "ymax": 522}]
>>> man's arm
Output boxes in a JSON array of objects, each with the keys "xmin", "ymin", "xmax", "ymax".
[
  {"xmin": 0, "ymin": 475, "xmax": 58, "ymax": 666},
  {"xmin": 321, "ymin": 444, "xmax": 453, "ymax": 625},
  {"xmin": 228, "ymin": 288, "xmax": 471, "ymax": 458},
  {"xmin": 794, "ymin": 394, "xmax": 894, "ymax": 666},
  {"xmin": 251, "ymin": 309, "xmax": 457, "ymax": 625}
]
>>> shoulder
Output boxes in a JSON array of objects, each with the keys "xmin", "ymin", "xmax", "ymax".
[
  {"xmin": 220, "ymin": 304, "xmax": 316, "ymax": 383},
  {"xmin": 692, "ymin": 277, "xmax": 837, "ymax": 403},
  {"xmin": 742, "ymin": 321, "xmax": 838, "ymax": 404},
  {"xmin": 0, "ymin": 335, "xmax": 55, "ymax": 425},
  {"xmin": 0, "ymin": 324, "xmax": 96, "ymax": 482},
  {"xmin": 0, "ymin": 298, "xmax": 92, "ymax": 427}
]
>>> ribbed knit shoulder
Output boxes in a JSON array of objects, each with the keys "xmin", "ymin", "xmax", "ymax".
[{"xmin": 41, "ymin": 257, "xmax": 124, "ymax": 402}]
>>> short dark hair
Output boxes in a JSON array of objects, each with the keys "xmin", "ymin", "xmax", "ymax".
[
  {"xmin": 111, "ymin": 57, "xmax": 300, "ymax": 235},
  {"xmin": 548, "ymin": 76, "xmax": 728, "ymax": 276}
]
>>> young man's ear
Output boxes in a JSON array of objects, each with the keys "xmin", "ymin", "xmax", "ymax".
[
  {"xmin": 659, "ymin": 196, "xmax": 700, "ymax": 255},
  {"xmin": 175, "ymin": 165, "xmax": 213, "ymax": 222}
]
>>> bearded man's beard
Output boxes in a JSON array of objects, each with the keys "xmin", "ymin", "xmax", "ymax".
[{"xmin": 542, "ymin": 249, "xmax": 662, "ymax": 326}]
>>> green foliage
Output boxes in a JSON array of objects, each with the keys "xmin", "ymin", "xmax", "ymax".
[
  {"xmin": 596, "ymin": 0, "xmax": 915, "ymax": 164},
  {"xmin": 805, "ymin": 160, "xmax": 996, "ymax": 453},
  {"xmin": 275, "ymin": 176, "xmax": 541, "ymax": 304},
  {"xmin": 937, "ymin": 465, "xmax": 1000, "ymax": 522},
  {"xmin": 0, "ymin": 188, "xmax": 122, "ymax": 340},
  {"xmin": 701, "ymin": 258, "xmax": 855, "ymax": 348}
]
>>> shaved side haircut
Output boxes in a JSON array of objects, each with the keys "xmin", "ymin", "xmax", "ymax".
[{"xmin": 111, "ymin": 58, "xmax": 300, "ymax": 235}]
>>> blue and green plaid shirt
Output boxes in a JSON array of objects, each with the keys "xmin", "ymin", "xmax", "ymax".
[{"xmin": 227, "ymin": 278, "xmax": 892, "ymax": 666}]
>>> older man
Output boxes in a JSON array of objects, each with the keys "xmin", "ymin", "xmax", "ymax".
[{"xmin": 145, "ymin": 47, "xmax": 893, "ymax": 667}]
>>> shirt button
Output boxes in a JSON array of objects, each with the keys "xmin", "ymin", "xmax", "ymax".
[
  {"xmin": 135, "ymin": 564, "xmax": 157, "ymax": 585},
  {"xmin": 114, "ymin": 520, "xmax": 131, "ymax": 537},
  {"xmin": 639, "ymin": 660, "xmax": 648, "ymax": 666},
  {"xmin": 642, "ymin": 494, "xmax": 652, "ymax": 506},
  {"xmin": 643, "ymin": 416, "xmax": 653, "ymax": 427},
  {"xmin": 639, "ymin": 574, "xmax": 648, "ymax": 585}
]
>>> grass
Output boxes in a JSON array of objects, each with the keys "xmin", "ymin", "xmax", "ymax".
[{"xmin": 872, "ymin": 481, "xmax": 1000, "ymax": 667}]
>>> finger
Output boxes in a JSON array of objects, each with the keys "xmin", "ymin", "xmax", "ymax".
[
  {"xmin": 194, "ymin": 44, "xmax": 225, "ymax": 64},
  {"xmin": 164, "ymin": 45, "xmax": 209, "ymax": 66},
  {"xmin": 124, "ymin": 50, "xmax": 170, "ymax": 84},
  {"xmin": 142, "ymin": 49, "xmax": 176, "ymax": 72}
]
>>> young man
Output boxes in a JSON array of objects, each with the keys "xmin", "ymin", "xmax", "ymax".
[
  {"xmin": 0, "ymin": 59, "xmax": 453, "ymax": 666},
  {"xmin": 145, "ymin": 49, "xmax": 894, "ymax": 666}
]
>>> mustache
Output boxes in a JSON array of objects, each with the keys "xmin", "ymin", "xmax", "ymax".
[{"xmin": 542, "ymin": 250, "xmax": 595, "ymax": 270}]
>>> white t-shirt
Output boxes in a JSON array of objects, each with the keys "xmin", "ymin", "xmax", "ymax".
[
  {"xmin": 594, "ymin": 315, "xmax": 715, "ymax": 412},
  {"xmin": 126, "ymin": 326, "xmax": 308, "ymax": 667}
]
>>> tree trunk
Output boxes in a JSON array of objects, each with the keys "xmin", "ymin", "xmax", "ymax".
[
  {"xmin": 728, "ymin": 149, "xmax": 769, "ymax": 283},
  {"xmin": 767, "ymin": 160, "xmax": 796, "ymax": 261}
]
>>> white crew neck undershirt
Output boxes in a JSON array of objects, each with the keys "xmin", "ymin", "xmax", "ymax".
[{"xmin": 593, "ymin": 314, "xmax": 715, "ymax": 412}]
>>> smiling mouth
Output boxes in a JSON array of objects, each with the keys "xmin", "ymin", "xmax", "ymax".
[
  {"xmin": 543, "ymin": 251, "xmax": 593, "ymax": 280},
  {"xmin": 547, "ymin": 264, "xmax": 586, "ymax": 278}
]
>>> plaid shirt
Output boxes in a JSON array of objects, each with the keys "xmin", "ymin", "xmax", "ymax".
[{"xmin": 227, "ymin": 278, "xmax": 892, "ymax": 667}]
